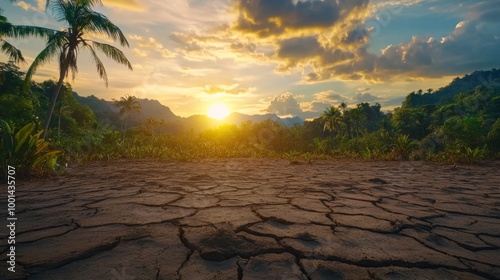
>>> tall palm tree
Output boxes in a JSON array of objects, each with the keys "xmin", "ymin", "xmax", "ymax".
[
  {"xmin": 54, "ymin": 85, "xmax": 73, "ymax": 138},
  {"xmin": 24, "ymin": 0, "xmax": 132, "ymax": 139},
  {"xmin": 0, "ymin": 7, "xmax": 54, "ymax": 63},
  {"xmin": 322, "ymin": 106, "xmax": 343, "ymax": 135},
  {"xmin": 338, "ymin": 101, "xmax": 352, "ymax": 137},
  {"xmin": 349, "ymin": 108, "xmax": 367, "ymax": 146},
  {"xmin": 113, "ymin": 95, "xmax": 141, "ymax": 141}
]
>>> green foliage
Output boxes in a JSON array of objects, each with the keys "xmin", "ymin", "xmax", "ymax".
[
  {"xmin": 443, "ymin": 116, "xmax": 484, "ymax": 148},
  {"xmin": 462, "ymin": 146, "xmax": 485, "ymax": 164},
  {"xmin": 487, "ymin": 119, "xmax": 500, "ymax": 153},
  {"xmin": 391, "ymin": 107, "xmax": 431, "ymax": 140},
  {"xmin": 390, "ymin": 134, "xmax": 418, "ymax": 160},
  {"xmin": 0, "ymin": 94, "xmax": 36, "ymax": 127},
  {"xmin": 1, "ymin": 63, "xmax": 499, "ymax": 169},
  {"xmin": 1, "ymin": 120, "xmax": 62, "ymax": 178},
  {"xmin": 283, "ymin": 151, "xmax": 301, "ymax": 164}
]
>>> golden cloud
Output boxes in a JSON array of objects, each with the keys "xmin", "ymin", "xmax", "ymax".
[
  {"xmin": 201, "ymin": 84, "xmax": 253, "ymax": 95},
  {"xmin": 102, "ymin": 0, "xmax": 144, "ymax": 11}
]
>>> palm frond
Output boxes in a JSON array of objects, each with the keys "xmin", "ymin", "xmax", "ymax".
[
  {"xmin": 84, "ymin": 43, "xmax": 108, "ymax": 86},
  {"xmin": 9, "ymin": 25, "xmax": 57, "ymax": 39},
  {"xmin": 84, "ymin": 11, "xmax": 129, "ymax": 47},
  {"xmin": 0, "ymin": 40, "xmax": 24, "ymax": 63},
  {"xmin": 24, "ymin": 32, "xmax": 67, "ymax": 88},
  {"xmin": 0, "ymin": 20, "xmax": 13, "ymax": 37},
  {"xmin": 92, "ymin": 41, "xmax": 132, "ymax": 70},
  {"xmin": 78, "ymin": 0, "xmax": 103, "ymax": 7},
  {"xmin": 46, "ymin": 0, "xmax": 103, "ymax": 9},
  {"xmin": 48, "ymin": 0, "xmax": 69, "ymax": 23}
]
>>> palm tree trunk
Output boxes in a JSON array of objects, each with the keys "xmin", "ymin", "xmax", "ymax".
[
  {"xmin": 58, "ymin": 111, "xmax": 61, "ymax": 138},
  {"xmin": 41, "ymin": 73, "xmax": 65, "ymax": 139},
  {"xmin": 122, "ymin": 115, "xmax": 128, "ymax": 142}
]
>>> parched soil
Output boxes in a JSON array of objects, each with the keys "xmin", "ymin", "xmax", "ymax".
[{"xmin": 1, "ymin": 159, "xmax": 500, "ymax": 279}]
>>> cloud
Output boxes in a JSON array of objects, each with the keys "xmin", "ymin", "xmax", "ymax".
[
  {"xmin": 129, "ymin": 35, "xmax": 175, "ymax": 58},
  {"xmin": 223, "ymin": 0, "xmax": 499, "ymax": 83},
  {"xmin": 227, "ymin": 0, "xmax": 376, "ymax": 81},
  {"xmin": 133, "ymin": 48, "xmax": 148, "ymax": 57},
  {"xmin": 300, "ymin": 101, "xmax": 333, "ymax": 113},
  {"xmin": 13, "ymin": 0, "xmax": 44, "ymax": 12},
  {"xmin": 233, "ymin": 0, "xmax": 369, "ymax": 38},
  {"xmin": 102, "ymin": 0, "xmax": 144, "ymax": 11},
  {"xmin": 369, "ymin": 0, "xmax": 423, "ymax": 12},
  {"xmin": 264, "ymin": 93, "xmax": 304, "ymax": 116},
  {"xmin": 354, "ymin": 91, "xmax": 379, "ymax": 102},
  {"xmin": 202, "ymin": 84, "xmax": 253, "ymax": 95},
  {"xmin": 371, "ymin": 19, "xmax": 500, "ymax": 79},
  {"xmin": 314, "ymin": 90, "xmax": 349, "ymax": 102}
]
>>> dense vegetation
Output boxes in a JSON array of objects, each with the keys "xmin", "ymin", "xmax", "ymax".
[{"xmin": 1, "ymin": 61, "xmax": 499, "ymax": 178}]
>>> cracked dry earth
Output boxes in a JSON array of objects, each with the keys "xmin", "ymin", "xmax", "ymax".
[{"xmin": 1, "ymin": 159, "xmax": 500, "ymax": 280}]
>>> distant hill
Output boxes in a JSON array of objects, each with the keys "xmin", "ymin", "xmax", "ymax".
[
  {"xmin": 403, "ymin": 68, "xmax": 500, "ymax": 108},
  {"xmin": 226, "ymin": 112, "xmax": 303, "ymax": 127},
  {"xmin": 73, "ymin": 93, "xmax": 178, "ymax": 123},
  {"xmin": 166, "ymin": 113, "xmax": 303, "ymax": 134},
  {"xmin": 72, "ymin": 93, "xmax": 303, "ymax": 132}
]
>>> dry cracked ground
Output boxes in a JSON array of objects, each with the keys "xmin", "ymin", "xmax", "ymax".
[{"xmin": 1, "ymin": 159, "xmax": 500, "ymax": 280}]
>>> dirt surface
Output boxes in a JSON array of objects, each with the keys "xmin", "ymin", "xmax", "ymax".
[{"xmin": 1, "ymin": 158, "xmax": 500, "ymax": 279}]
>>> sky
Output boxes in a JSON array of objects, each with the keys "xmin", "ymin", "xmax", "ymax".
[{"xmin": 2, "ymin": 0, "xmax": 500, "ymax": 119}]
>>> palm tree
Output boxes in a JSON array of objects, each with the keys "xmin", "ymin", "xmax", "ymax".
[
  {"xmin": 0, "ymin": 7, "xmax": 54, "ymax": 63},
  {"xmin": 322, "ymin": 106, "xmax": 343, "ymax": 135},
  {"xmin": 54, "ymin": 85, "xmax": 73, "ymax": 138},
  {"xmin": 338, "ymin": 102, "xmax": 352, "ymax": 138},
  {"xmin": 113, "ymin": 95, "xmax": 141, "ymax": 141},
  {"xmin": 24, "ymin": 0, "xmax": 132, "ymax": 139},
  {"xmin": 349, "ymin": 108, "xmax": 367, "ymax": 146}
]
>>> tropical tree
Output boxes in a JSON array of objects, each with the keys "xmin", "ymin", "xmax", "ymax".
[
  {"xmin": 54, "ymin": 86, "xmax": 73, "ymax": 138},
  {"xmin": 349, "ymin": 108, "xmax": 367, "ymax": 143},
  {"xmin": 113, "ymin": 95, "xmax": 141, "ymax": 141},
  {"xmin": 1, "ymin": 4, "xmax": 55, "ymax": 64},
  {"xmin": 322, "ymin": 106, "xmax": 343, "ymax": 136},
  {"xmin": 24, "ymin": 0, "xmax": 132, "ymax": 139}
]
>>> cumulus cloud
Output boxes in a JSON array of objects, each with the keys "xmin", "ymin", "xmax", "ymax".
[
  {"xmin": 233, "ymin": 0, "xmax": 369, "ymax": 38},
  {"xmin": 226, "ymin": 0, "xmax": 378, "ymax": 81},
  {"xmin": 371, "ymin": 18, "xmax": 500, "ymax": 79},
  {"xmin": 221, "ymin": 0, "xmax": 499, "ymax": 83},
  {"xmin": 263, "ymin": 92, "xmax": 344, "ymax": 119},
  {"xmin": 264, "ymin": 93, "xmax": 304, "ymax": 116}
]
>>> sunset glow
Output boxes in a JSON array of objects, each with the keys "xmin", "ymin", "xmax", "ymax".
[
  {"xmin": 1, "ymin": 1, "xmax": 498, "ymax": 118},
  {"xmin": 207, "ymin": 103, "xmax": 231, "ymax": 120}
]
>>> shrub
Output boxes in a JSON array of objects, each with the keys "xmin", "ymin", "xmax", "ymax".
[
  {"xmin": 1, "ymin": 121, "xmax": 62, "ymax": 178},
  {"xmin": 390, "ymin": 134, "xmax": 418, "ymax": 160}
]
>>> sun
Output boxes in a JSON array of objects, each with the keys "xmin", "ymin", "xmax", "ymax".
[{"xmin": 207, "ymin": 103, "xmax": 231, "ymax": 120}]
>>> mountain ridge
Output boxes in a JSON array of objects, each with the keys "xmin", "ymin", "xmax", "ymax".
[
  {"xmin": 403, "ymin": 68, "xmax": 500, "ymax": 108},
  {"xmin": 72, "ymin": 93, "xmax": 305, "ymax": 131}
]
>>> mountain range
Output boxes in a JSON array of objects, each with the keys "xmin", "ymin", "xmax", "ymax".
[
  {"xmin": 73, "ymin": 93, "xmax": 304, "ymax": 132},
  {"xmin": 73, "ymin": 68, "xmax": 500, "ymax": 132}
]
